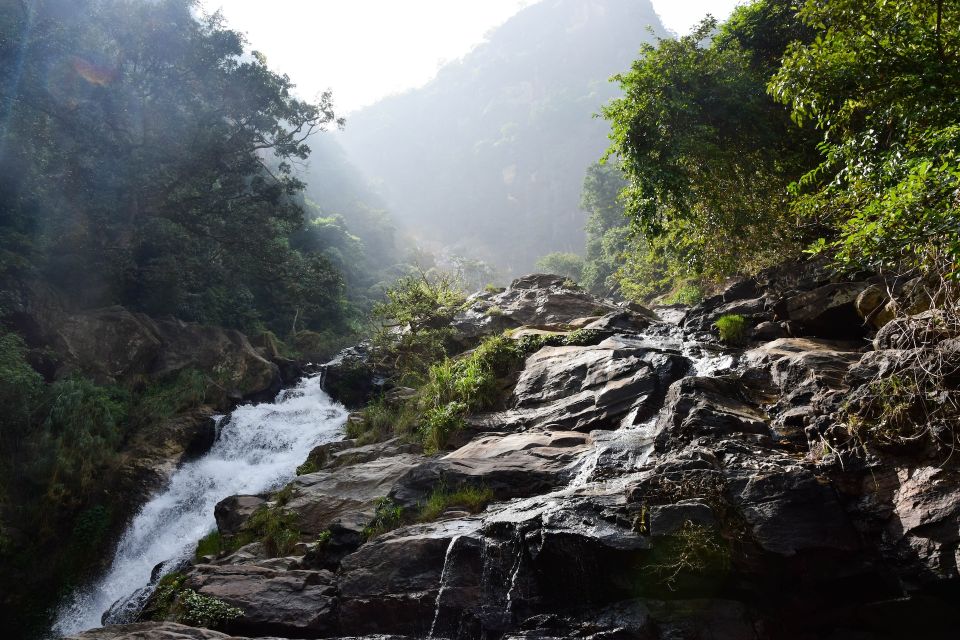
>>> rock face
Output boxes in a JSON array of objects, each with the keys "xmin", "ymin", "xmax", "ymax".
[
  {"xmin": 451, "ymin": 274, "xmax": 635, "ymax": 344},
  {"xmin": 6, "ymin": 279, "xmax": 280, "ymax": 399},
  {"xmin": 116, "ymin": 262, "xmax": 960, "ymax": 640}
]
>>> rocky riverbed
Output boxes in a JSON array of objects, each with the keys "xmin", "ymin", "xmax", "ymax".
[{"xmin": 65, "ymin": 266, "xmax": 960, "ymax": 640}]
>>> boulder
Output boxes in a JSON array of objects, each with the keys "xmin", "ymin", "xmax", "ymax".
[
  {"xmin": 500, "ymin": 340, "xmax": 687, "ymax": 432},
  {"xmin": 451, "ymin": 275, "xmax": 627, "ymax": 343},
  {"xmin": 884, "ymin": 466, "xmax": 960, "ymax": 583},
  {"xmin": 184, "ymin": 564, "xmax": 337, "ymax": 637},
  {"xmin": 286, "ymin": 453, "xmax": 424, "ymax": 537},
  {"xmin": 214, "ymin": 496, "xmax": 267, "ymax": 536},
  {"xmin": 721, "ymin": 443, "xmax": 860, "ymax": 556},
  {"xmin": 61, "ymin": 622, "xmax": 248, "ymax": 640},
  {"xmin": 339, "ymin": 519, "xmax": 482, "ymax": 636},
  {"xmin": 389, "ymin": 431, "xmax": 589, "ymax": 507},
  {"xmin": 321, "ymin": 343, "xmax": 385, "ymax": 408}
]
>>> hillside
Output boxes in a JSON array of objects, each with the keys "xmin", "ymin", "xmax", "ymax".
[{"xmin": 338, "ymin": 0, "xmax": 667, "ymax": 275}]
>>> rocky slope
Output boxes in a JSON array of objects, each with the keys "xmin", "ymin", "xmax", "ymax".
[{"xmin": 68, "ymin": 266, "xmax": 960, "ymax": 640}]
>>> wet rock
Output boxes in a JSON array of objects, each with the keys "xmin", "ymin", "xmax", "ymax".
[
  {"xmin": 504, "ymin": 341, "xmax": 687, "ymax": 432},
  {"xmin": 648, "ymin": 500, "xmax": 716, "ymax": 537},
  {"xmin": 321, "ymin": 343, "xmax": 384, "ymax": 408},
  {"xmin": 655, "ymin": 376, "xmax": 769, "ymax": 446},
  {"xmin": 287, "ymin": 453, "xmax": 424, "ymax": 537},
  {"xmin": 389, "ymin": 432, "xmax": 587, "ymax": 508},
  {"xmin": 61, "ymin": 622, "xmax": 250, "ymax": 640},
  {"xmin": 722, "ymin": 444, "xmax": 860, "ymax": 555},
  {"xmin": 185, "ymin": 564, "xmax": 337, "ymax": 636},
  {"xmin": 339, "ymin": 519, "xmax": 482, "ymax": 636}
]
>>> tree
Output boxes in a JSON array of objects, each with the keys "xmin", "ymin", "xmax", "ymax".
[
  {"xmin": 769, "ymin": 0, "xmax": 960, "ymax": 275},
  {"xmin": 601, "ymin": 4, "xmax": 820, "ymax": 282},
  {"xmin": 0, "ymin": 0, "xmax": 347, "ymax": 333},
  {"xmin": 535, "ymin": 252, "xmax": 584, "ymax": 282}
]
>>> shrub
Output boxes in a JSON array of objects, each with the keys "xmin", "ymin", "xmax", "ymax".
[
  {"xmin": 419, "ymin": 485, "xmax": 494, "ymax": 522},
  {"xmin": 178, "ymin": 589, "xmax": 243, "ymax": 628},
  {"xmin": 135, "ymin": 368, "xmax": 207, "ymax": 425},
  {"xmin": 485, "ymin": 305, "xmax": 504, "ymax": 317},
  {"xmin": 349, "ymin": 396, "xmax": 418, "ymax": 445},
  {"xmin": 364, "ymin": 497, "xmax": 405, "ymax": 539},
  {"xmin": 665, "ymin": 283, "xmax": 704, "ymax": 305},
  {"xmin": 535, "ymin": 252, "xmax": 584, "ymax": 281},
  {"xmin": 420, "ymin": 401, "xmax": 468, "ymax": 454},
  {"xmin": 714, "ymin": 314, "xmax": 747, "ymax": 344},
  {"xmin": 251, "ymin": 511, "xmax": 298, "ymax": 557}
]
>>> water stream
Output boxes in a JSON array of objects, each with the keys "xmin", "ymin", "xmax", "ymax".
[{"xmin": 51, "ymin": 374, "xmax": 348, "ymax": 637}]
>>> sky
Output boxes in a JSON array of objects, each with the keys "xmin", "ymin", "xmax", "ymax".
[{"xmin": 200, "ymin": 0, "xmax": 743, "ymax": 114}]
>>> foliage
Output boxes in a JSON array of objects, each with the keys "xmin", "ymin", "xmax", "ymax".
[
  {"xmin": 371, "ymin": 270, "xmax": 466, "ymax": 385},
  {"xmin": 601, "ymin": 3, "xmax": 820, "ymax": 288},
  {"xmin": 419, "ymin": 485, "xmax": 495, "ymax": 522},
  {"xmin": 0, "ymin": 0, "xmax": 349, "ymax": 335},
  {"xmin": 665, "ymin": 283, "xmax": 705, "ymax": 306},
  {"xmin": 770, "ymin": 0, "xmax": 960, "ymax": 276},
  {"xmin": 347, "ymin": 396, "xmax": 418, "ymax": 445},
  {"xmin": 364, "ymin": 497, "xmax": 406, "ymax": 539},
  {"xmin": 177, "ymin": 589, "xmax": 244, "ymax": 629},
  {"xmin": 714, "ymin": 314, "xmax": 747, "ymax": 345},
  {"xmin": 535, "ymin": 252, "xmax": 584, "ymax": 282},
  {"xmin": 134, "ymin": 369, "xmax": 209, "ymax": 426},
  {"xmin": 195, "ymin": 531, "xmax": 224, "ymax": 560},
  {"xmin": 581, "ymin": 163, "xmax": 631, "ymax": 292}
]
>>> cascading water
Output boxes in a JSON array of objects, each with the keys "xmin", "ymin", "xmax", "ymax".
[{"xmin": 51, "ymin": 374, "xmax": 348, "ymax": 637}]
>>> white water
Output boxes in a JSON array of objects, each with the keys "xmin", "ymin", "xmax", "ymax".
[{"xmin": 51, "ymin": 374, "xmax": 348, "ymax": 637}]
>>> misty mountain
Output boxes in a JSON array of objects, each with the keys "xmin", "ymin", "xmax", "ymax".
[{"xmin": 337, "ymin": 0, "xmax": 667, "ymax": 276}]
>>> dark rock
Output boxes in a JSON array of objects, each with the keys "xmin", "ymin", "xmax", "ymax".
[
  {"xmin": 452, "ymin": 276, "xmax": 624, "ymax": 343},
  {"xmin": 185, "ymin": 564, "xmax": 337, "ymax": 637},
  {"xmin": 655, "ymin": 376, "xmax": 769, "ymax": 446},
  {"xmin": 339, "ymin": 519, "xmax": 481, "ymax": 636},
  {"xmin": 321, "ymin": 343, "xmax": 384, "ymax": 409},
  {"xmin": 215, "ymin": 496, "xmax": 267, "ymax": 536},
  {"xmin": 773, "ymin": 281, "xmax": 871, "ymax": 339},
  {"xmin": 287, "ymin": 453, "xmax": 423, "ymax": 537},
  {"xmin": 648, "ymin": 500, "xmax": 716, "ymax": 537}
]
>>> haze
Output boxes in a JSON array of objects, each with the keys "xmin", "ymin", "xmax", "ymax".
[{"xmin": 201, "ymin": 0, "xmax": 743, "ymax": 113}]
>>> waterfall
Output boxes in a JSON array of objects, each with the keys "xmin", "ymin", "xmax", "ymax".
[{"xmin": 51, "ymin": 374, "xmax": 347, "ymax": 637}]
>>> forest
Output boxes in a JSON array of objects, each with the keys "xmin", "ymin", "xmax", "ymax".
[{"xmin": 0, "ymin": 0, "xmax": 958, "ymax": 638}]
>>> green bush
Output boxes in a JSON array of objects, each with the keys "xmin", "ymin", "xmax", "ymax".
[
  {"xmin": 178, "ymin": 589, "xmax": 244, "ymax": 628},
  {"xmin": 535, "ymin": 252, "xmax": 585, "ymax": 281},
  {"xmin": 419, "ymin": 485, "xmax": 494, "ymax": 522},
  {"xmin": 248, "ymin": 506, "xmax": 299, "ymax": 557},
  {"xmin": 134, "ymin": 368, "xmax": 208, "ymax": 425},
  {"xmin": 714, "ymin": 314, "xmax": 747, "ymax": 344},
  {"xmin": 665, "ymin": 284, "xmax": 705, "ymax": 305}
]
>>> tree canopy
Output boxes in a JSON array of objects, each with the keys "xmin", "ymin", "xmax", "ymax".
[{"xmin": 0, "ymin": 0, "xmax": 349, "ymax": 333}]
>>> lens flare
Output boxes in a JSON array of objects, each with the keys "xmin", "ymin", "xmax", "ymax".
[{"xmin": 71, "ymin": 56, "xmax": 117, "ymax": 86}]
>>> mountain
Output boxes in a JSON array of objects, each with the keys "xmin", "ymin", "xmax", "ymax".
[{"xmin": 337, "ymin": 0, "xmax": 667, "ymax": 276}]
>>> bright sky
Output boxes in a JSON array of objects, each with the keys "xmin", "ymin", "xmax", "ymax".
[{"xmin": 200, "ymin": 1, "xmax": 743, "ymax": 114}]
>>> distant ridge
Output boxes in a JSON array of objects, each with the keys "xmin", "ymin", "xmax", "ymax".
[{"xmin": 337, "ymin": 0, "xmax": 667, "ymax": 275}]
